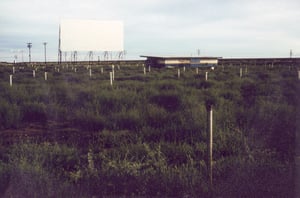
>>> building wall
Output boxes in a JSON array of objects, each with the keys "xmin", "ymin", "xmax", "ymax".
[
  {"xmin": 164, "ymin": 59, "xmax": 190, "ymax": 65},
  {"xmin": 143, "ymin": 56, "xmax": 219, "ymax": 68},
  {"xmin": 200, "ymin": 59, "xmax": 218, "ymax": 64}
]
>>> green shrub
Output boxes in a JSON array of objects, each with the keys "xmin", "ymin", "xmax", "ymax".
[
  {"xmin": 21, "ymin": 102, "xmax": 47, "ymax": 124},
  {"xmin": 160, "ymin": 143, "xmax": 194, "ymax": 165},
  {"xmin": 72, "ymin": 110, "xmax": 104, "ymax": 131},
  {"xmin": 149, "ymin": 92, "xmax": 182, "ymax": 112},
  {"xmin": 0, "ymin": 99, "xmax": 21, "ymax": 128}
]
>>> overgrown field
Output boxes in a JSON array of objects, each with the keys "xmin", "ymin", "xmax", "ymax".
[{"xmin": 0, "ymin": 62, "xmax": 298, "ymax": 197}]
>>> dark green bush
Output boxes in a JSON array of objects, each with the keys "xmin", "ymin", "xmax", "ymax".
[
  {"xmin": 149, "ymin": 92, "xmax": 182, "ymax": 112},
  {"xmin": 160, "ymin": 143, "xmax": 194, "ymax": 165},
  {"xmin": 0, "ymin": 99, "xmax": 21, "ymax": 129},
  {"xmin": 21, "ymin": 102, "xmax": 47, "ymax": 124},
  {"xmin": 71, "ymin": 111, "xmax": 104, "ymax": 131},
  {"xmin": 240, "ymin": 80, "xmax": 257, "ymax": 107}
]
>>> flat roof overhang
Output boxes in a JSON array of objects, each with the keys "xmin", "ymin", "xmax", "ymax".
[{"xmin": 140, "ymin": 55, "xmax": 222, "ymax": 60}]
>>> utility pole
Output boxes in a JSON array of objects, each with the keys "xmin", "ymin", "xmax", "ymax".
[
  {"xmin": 27, "ymin": 43, "xmax": 32, "ymax": 63},
  {"xmin": 43, "ymin": 42, "xmax": 47, "ymax": 64},
  {"xmin": 21, "ymin": 50, "xmax": 24, "ymax": 62}
]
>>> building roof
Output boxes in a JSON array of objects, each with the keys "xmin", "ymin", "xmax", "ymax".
[{"xmin": 140, "ymin": 55, "xmax": 222, "ymax": 59}]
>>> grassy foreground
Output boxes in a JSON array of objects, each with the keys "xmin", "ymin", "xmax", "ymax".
[{"xmin": 0, "ymin": 62, "xmax": 297, "ymax": 197}]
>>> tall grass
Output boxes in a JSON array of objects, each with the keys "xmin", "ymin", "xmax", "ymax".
[{"xmin": 0, "ymin": 63, "xmax": 296, "ymax": 197}]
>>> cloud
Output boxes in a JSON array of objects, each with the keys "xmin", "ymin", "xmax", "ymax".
[{"xmin": 0, "ymin": 0, "xmax": 299, "ymax": 61}]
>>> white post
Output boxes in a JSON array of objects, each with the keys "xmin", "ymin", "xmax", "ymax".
[
  {"xmin": 9, "ymin": 75, "xmax": 12, "ymax": 87},
  {"xmin": 178, "ymin": 68, "xmax": 180, "ymax": 78},
  {"xmin": 208, "ymin": 107, "xmax": 213, "ymax": 194},
  {"xmin": 240, "ymin": 67, "xmax": 243, "ymax": 78},
  {"xmin": 298, "ymin": 71, "xmax": 300, "ymax": 80},
  {"xmin": 112, "ymin": 65, "xmax": 115, "ymax": 81},
  {"xmin": 205, "ymin": 71, "xmax": 208, "ymax": 81},
  {"xmin": 44, "ymin": 72, "xmax": 47, "ymax": 81},
  {"xmin": 245, "ymin": 66, "xmax": 248, "ymax": 74},
  {"xmin": 13, "ymin": 66, "xmax": 15, "ymax": 74},
  {"xmin": 110, "ymin": 72, "xmax": 113, "ymax": 86},
  {"xmin": 196, "ymin": 67, "xmax": 199, "ymax": 74},
  {"xmin": 33, "ymin": 70, "xmax": 35, "ymax": 78},
  {"xmin": 183, "ymin": 66, "xmax": 186, "ymax": 72},
  {"xmin": 144, "ymin": 67, "xmax": 146, "ymax": 75},
  {"xmin": 148, "ymin": 65, "xmax": 151, "ymax": 72},
  {"xmin": 87, "ymin": 149, "xmax": 95, "ymax": 171},
  {"xmin": 75, "ymin": 68, "xmax": 77, "ymax": 73},
  {"xmin": 101, "ymin": 67, "xmax": 104, "ymax": 74},
  {"xmin": 89, "ymin": 68, "xmax": 92, "ymax": 78},
  {"xmin": 205, "ymin": 104, "xmax": 213, "ymax": 196}
]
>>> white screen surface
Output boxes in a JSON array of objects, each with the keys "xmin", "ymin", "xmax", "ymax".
[{"xmin": 60, "ymin": 19, "xmax": 124, "ymax": 51}]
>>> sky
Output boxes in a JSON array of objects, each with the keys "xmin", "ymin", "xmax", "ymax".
[{"xmin": 0, "ymin": 0, "xmax": 300, "ymax": 62}]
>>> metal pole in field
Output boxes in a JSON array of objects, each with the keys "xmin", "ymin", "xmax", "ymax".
[
  {"xmin": 9, "ymin": 75, "xmax": 12, "ymax": 87},
  {"xmin": 33, "ymin": 70, "xmax": 35, "ymax": 78},
  {"xmin": 206, "ymin": 104, "xmax": 213, "ymax": 195},
  {"xmin": 89, "ymin": 68, "xmax": 92, "ymax": 78},
  {"xmin": 196, "ymin": 67, "xmax": 199, "ymax": 74},
  {"xmin": 205, "ymin": 71, "xmax": 208, "ymax": 81},
  {"xmin": 12, "ymin": 66, "xmax": 15, "ymax": 74},
  {"xmin": 183, "ymin": 66, "xmax": 186, "ymax": 72},
  {"xmin": 44, "ymin": 72, "xmax": 47, "ymax": 81},
  {"xmin": 178, "ymin": 68, "xmax": 180, "ymax": 78},
  {"xmin": 110, "ymin": 72, "xmax": 113, "ymax": 86},
  {"xmin": 148, "ymin": 65, "xmax": 151, "ymax": 72},
  {"xmin": 112, "ymin": 65, "xmax": 115, "ymax": 81},
  {"xmin": 240, "ymin": 67, "xmax": 243, "ymax": 78},
  {"xmin": 298, "ymin": 71, "xmax": 300, "ymax": 80},
  {"xmin": 144, "ymin": 67, "xmax": 146, "ymax": 75},
  {"xmin": 101, "ymin": 67, "xmax": 104, "ymax": 74}
]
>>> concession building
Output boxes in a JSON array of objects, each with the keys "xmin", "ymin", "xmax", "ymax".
[{"xmin": 141, "ymin": 56, "xmax": 220, "ymax": 68}]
